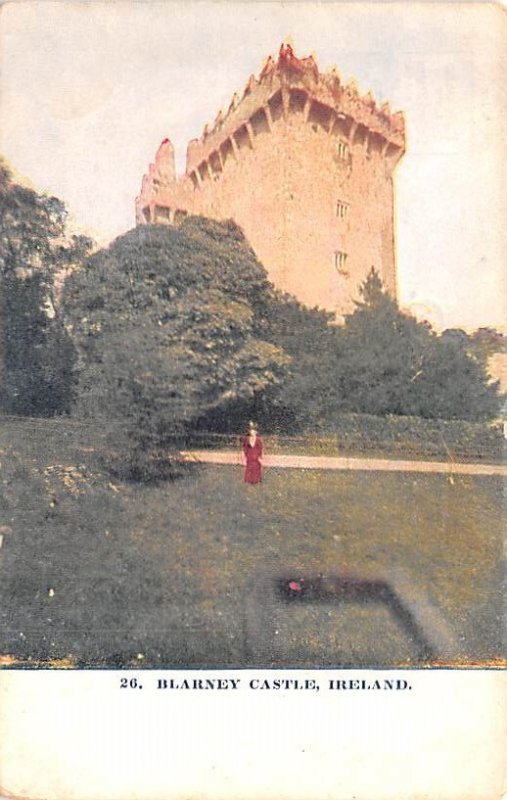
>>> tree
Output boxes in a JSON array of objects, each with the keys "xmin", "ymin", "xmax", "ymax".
[
  {"xmin": 62, "ymin": 219, "xmax": 289, "ymax": 478},
  {"xmin": 2, "ymin": 272, "xmax": 77, "ymax": 415},
  {"xmin": 334, "ymin": 269, "xmax": 501, "ymax": 421},
  {"xmin": 261, "ymin": 268, "xmax": 502, "ymax": 426},
  {"xmin": 0, "ymin": 162, "xmax": 89, "ymax": 414},
  {"xmin": 414, "ymin": 332, "xmax": 501, "ymax": 421},
  {"xmin": 0, "ymin": 162, "xmax": 67, "ymax": 281},
  {"xmin": 259, "ymin": 293, "xmax": 341, "ymax": 429},
  {"xmin": 334, "ymin": 269, "xmax": 431, "ymax": 416}
]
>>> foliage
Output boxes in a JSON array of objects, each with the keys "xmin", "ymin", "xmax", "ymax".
[
  {"xmin": 412, "ymin": 333, "xmax": 501, "ymax": 421},
  {"xmin": 0, "ymin": 162, "xmax": 67, "ymax": 282},
  {"xmin": 264, "ymin": 269, "xmax": 502, "ymax": 426},
  {"xmin": 0, "ymin": 162, "xmax": 90, "ymax": 415},
  {"xmin": 441, "ymin": 326, "xmax": 507, "ymax": 365},
  {"xmin": 2, "ymin": 273, "xmax": 76, "ymax": 415},
  {"xmin": 62, "ymin": 219, "xmax": 290, "ymax": 478},
  {"xmin": 334, "ymin": 269, "xmax": 501, "ymax": 420},
  {"xmin": 257, "ymin": 293, "xmax": 340, "ymax": 430}
]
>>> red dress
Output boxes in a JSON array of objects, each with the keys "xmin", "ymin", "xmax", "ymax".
[{"xmin": 243, "ymin": 435, "xmax": 263, "ymax": 484}]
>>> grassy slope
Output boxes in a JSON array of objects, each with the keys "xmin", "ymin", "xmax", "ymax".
[{"xmin": 0, "ymin": 421, "xmax": 504, "ymax": 667}]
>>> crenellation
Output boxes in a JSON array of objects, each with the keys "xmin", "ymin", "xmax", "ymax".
[
  {"xmin": 136, "ymin": 44, "xmax": 406, "ymax": 315},
  {"xmin": 175, "ymin": 45, "xmax": 404, "ymax": 177},
  {"xmin": 228, "ymin": 92, "xmax": 240, "ymax": 114}
]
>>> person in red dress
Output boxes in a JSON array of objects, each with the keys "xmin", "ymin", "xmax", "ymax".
[{"xmin": 242, "ymin": 422, "xmax": 263, "ymax": 484}]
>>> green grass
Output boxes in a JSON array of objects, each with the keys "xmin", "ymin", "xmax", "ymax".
[{"xmin": 0, "ymin": 421, "xmax": 504, "ymax": 668}]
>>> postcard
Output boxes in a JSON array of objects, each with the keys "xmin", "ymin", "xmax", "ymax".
[{"xmin": 0, "ymin": 1, "xmax": 505, "ymax": 798}]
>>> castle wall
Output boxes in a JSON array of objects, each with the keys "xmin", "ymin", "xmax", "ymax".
[{"xmin": 136, "ymin": 47, "xmax": 405, "ymax": 317}]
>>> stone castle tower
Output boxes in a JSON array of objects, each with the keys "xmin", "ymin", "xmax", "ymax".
[{"xmin": 136, "ymin": 45, "xmax": 405, "ymax": 317}]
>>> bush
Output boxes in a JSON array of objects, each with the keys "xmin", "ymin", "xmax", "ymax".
[{"xmin": 308, "ymin": 412, "xmax": 504, "ymax": 460}]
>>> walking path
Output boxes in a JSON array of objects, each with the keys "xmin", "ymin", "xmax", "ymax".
[{"xmin": 181, "ymin": 450, "xmax": 507, "ymax": 477}]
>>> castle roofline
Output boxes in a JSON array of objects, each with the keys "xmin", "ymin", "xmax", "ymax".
[{"xmin": 183, "ymin": 43, "xmax": 405, "ymax": 175}]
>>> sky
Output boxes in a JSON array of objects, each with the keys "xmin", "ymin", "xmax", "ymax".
[{"xmin": 0, "ymin": 0, "xmax": 506, "ymax": 331}]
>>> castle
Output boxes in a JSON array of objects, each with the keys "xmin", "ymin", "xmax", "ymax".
[{"xmin": 136, "ymin": 45, "xmax": 405, "ymax": 317}]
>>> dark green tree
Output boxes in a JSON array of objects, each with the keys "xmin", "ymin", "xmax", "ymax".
[
  {"xmin": 0, "ymin": 162, "xmax": 89, "ymax": 414},
  {"xmin": 2, "ymin": 272, "xmax": 77, "ymax": 415},
  {"xmin": 335, "ymin": 269, "xmax": 501, "ymax": 420},
  {"xmin": 62, "ymin": 219, "xmax": 290, "ymax": 478},
  {"xmin": 259, "ymin": 293, "xmax": 340, "ymax": 429},
  {"xmin": 335, "ymin": 269, "xmax": 430, "ymax": 416},
  {"xmin": 414, "ymin": 331, "xmax": 501, "ymax": 421}
]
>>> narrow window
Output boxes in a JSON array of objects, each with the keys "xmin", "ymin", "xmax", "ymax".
[
  {"xmin": 336, "ymin": 201, "xmax": 350, "ymax": 219},
  {"xmin": 337, "ymin": 141, "xmax": 349, "ymax": 160},
  {"xmin": 334, "ymin": 251, "xmax": 349, "ymax": 274}
]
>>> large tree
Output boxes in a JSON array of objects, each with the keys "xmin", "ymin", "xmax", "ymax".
[
  {"xmin": 335, "ymin": 270, "xmax": 432, "ymax": 416},
  {"xmin": 0, "ymin": 162, "xmax": 89, "ymax": 414},
  {"xmin": 62, "ymin": 219, "xmax": 289, "ymax": 477},
  {"xmin": 258, "ymin": 293, "xmax": 340, "ymax": 429},
  {"xmin": 329, "ymin": 270, "xmax": 501, "ymax": 421}
]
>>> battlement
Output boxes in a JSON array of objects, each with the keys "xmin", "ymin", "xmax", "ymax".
[{"xmin": 183, "ymin": 44, "xmax": 405, "ymax": 179}]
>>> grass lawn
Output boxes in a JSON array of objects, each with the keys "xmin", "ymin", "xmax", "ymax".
[{"xmin": 0, "ymin": 421, "xmax": 504, "ymax": 668}]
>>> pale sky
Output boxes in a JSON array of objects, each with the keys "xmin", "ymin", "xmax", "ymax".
[{"xmin": 1, "ymin": 0, "xmax": 506, "ymax": 330}]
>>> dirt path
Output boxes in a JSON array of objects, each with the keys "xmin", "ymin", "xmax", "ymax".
[{"xmin": 181, "ymin": 450, "xmax": 507, "ymax": 477}]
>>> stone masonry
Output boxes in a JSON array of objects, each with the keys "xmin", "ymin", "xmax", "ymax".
[{"xmin": 136, "ymin": 45, "xmax": 405, "ymax": 318}]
